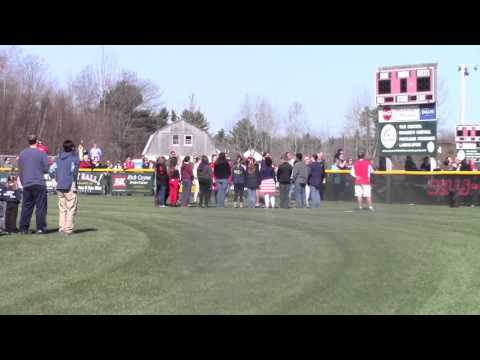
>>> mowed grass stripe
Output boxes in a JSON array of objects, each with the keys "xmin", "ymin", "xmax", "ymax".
[{"xmin": 1, "ymin": 196, "xmax": 480, "ymax": 314}]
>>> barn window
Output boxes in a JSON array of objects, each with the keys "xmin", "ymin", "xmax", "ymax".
[
  {"xmin": 172, "ymin": 135, "xmax": 179, "ymax": 145},
  {"xmin": 184, "ymin": 135, "xmax": 193, "ymax": 146}
]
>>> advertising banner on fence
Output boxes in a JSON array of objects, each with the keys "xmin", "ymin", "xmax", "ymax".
[
  {"xmin": 111, "ymin": 172, "xmax": 154, "ymax": 194},
  {"xmin": 379, "ymin": 121, "xmax": 437, "ymax": 155},
  {"xmin": 77, "ymin": 172, "xmax": 106, "ymax": 194}
]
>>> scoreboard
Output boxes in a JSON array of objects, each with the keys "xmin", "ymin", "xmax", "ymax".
[
  {"xmin": 375, "ymin": 64, "xmax": 437, "ymax": 106},
  {"xmin": 455, "ymin": 124, "xmax": 480, "ymax": 162}
]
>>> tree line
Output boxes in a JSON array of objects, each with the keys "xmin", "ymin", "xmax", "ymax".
[
  {"xmin": 0, "ymin": 46, "xmax": 453, "ymax": 166},
  {"xmin": 0, "ymin": 47, "xmax": 209, "ymax": 161}
]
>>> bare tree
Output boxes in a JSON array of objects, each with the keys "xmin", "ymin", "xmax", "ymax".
[
  {"xmin": 253, "ymin": 97, "xmax": 278, "ymax": 153},
  {"xmin": 286, "ymin": 101, "xmax": 308, "ymax": 153}
]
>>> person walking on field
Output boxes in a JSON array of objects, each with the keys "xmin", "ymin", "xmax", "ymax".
[
  {"xmin": 291, "ymin": 153, "xmax": 310, "ymax": 208},
  {"xmin": 197, "ymin": 155, "xmax": 213, "ymax": 208},
  {"xmin": 18, "ymin": 134, "xmax": 49, "ymax": 235},
  {"xmin": 277, "ymin": 154, "xmax": 293, "ymax": 209},
  {"xmin": 180, "ymin": 156, "xmax": 194, "ymax": 207},
  {"xmin": 214, "ymin": 152, "xmax": 231, "ymax": 208},
  {"xmin": 49, "ymin": 140, "xmax": 80, "ymax": 235},
  {"xmin": 351, "ymin": 151, "xmax": 375, "ymax": 211}
]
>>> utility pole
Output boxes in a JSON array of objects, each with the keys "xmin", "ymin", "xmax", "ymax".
[{"xmin": 459, "ymin": 64, "xmax": 467, "ymax": 125}]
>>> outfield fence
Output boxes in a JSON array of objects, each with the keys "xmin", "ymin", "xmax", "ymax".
[{"xmin": 1, "ymin": 168, "xmax": 479, "ymax": 205}]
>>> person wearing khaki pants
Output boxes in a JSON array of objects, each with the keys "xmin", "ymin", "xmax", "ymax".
[
  {"xmin": 58, "ymin": 184, "xmax": 78, "ymax": 234},
  {"xmin": 49, "ymin": 140, "xmax": 80, "ymax": 236}
]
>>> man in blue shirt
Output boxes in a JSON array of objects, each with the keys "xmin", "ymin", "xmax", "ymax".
[
  {"xmin": 49, "ymin": 140, "xmax": 80, "ymax": 235},
  {"xmin": 18, "ymin": 134, "xmax": 49, "ymax": 234}
]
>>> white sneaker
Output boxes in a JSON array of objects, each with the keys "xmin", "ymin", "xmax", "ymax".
[{"xmin": 368, "ymin": 207, "xmax": 375, "ymax": 212}]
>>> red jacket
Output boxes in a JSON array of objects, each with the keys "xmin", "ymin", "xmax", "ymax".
[
  {"xmin": 37, "ymin": 144, "xmax": 48, "ymax": 154},
  {"xmin": 79, "ymin": 161, "xmax": 91, "ymax": 169},
  {"xmin": 123, "ymin": 161, "xmax": 134, "ymax": 170},
  {"xmin": 181, "ymin": 163, "xmax": 193, "ymax": 181}
]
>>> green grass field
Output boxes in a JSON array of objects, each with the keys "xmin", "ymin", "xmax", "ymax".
[{"xmin": 1, "ymin": 195, "xmax": 480, "ymax": 314}]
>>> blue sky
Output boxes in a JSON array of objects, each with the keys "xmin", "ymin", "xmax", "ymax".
[{"xmin": 9, "ymin": 45, "xmax": 480, "ymax": 136}]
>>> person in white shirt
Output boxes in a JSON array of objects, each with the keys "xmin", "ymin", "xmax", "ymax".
[{"xmin": 89, "ymin": 143, "xmax": 103, "ymax": 162}]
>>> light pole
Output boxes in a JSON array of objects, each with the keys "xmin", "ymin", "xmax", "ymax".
[{"xmin": 458, "ymin": 64, "xmax": 479, "ymax": 125}]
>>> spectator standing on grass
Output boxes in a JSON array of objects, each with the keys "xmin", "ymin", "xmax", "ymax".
[
  {"xmin": 89, "ymin": 143, "xmax": 102, "ymax": 162},
  {"xmin": 304, "ymin": 155, "xmax": 312, "ymax": 207},
  {"xmin": 214, "ymin": 152, "xmax": 231, "ymax": 208},
  {"xmin": 232, "ymin": 156, "xmax": 246, "ymax": 208},
  {"xmin": 246, "ymin": 159, "xmax": 260, "ymax": 208},
  {"xmin": 277, "ymin": 154, "xmax": 293, "ymax": 209},
  {"xmin": 18, "ymin": 134, "xmax": 49, "ymax": 235},
  {"xmin": 197, "ymin": 155, "xmax": 213, "ymax": 208},
  {"xmin": 259, "ymin": 156, "xmax": 276, "ymax": 208},
  {"xmin": 180, "ymin": 156, "xmax": 193, "ymax": 207},
  {"xmin": 49, "ymin": 140, "xmax": 80, "ymax": 235},
  {"xmin": 291, "ymin": 153, "xmax": 310, "ymax": 208},
  {"xmin": 351, "ymin": 151, "xmax": 374, "ymax": 211},
  {"xmin": 168, "ymin": 158, "xmax": 180, "ymax": 206},
  {"xmin": 210, "ymin": 154, "xmax": 218, "ymax": 205},
  {"xmin": 192, "ymin": 157, "xmax": 201, "ymax": 204},
  {"xmin": 318, "ymin": 152, "xmax": 327, "ymax": 200},
  {"xmin": 308, "ymin": 154, "xmax": 326, "ymax": 208},
  {"xmin": 155, "ymin": 156, "xmax": 169, "ymax": 208},
  {"xmin": 0, "ymin": 176, "xmax": 21, "ymax": 234}
]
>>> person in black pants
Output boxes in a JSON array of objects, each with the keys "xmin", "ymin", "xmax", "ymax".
[
  {"xmin": 197, "ymin": 155, "xmax": 213, "ymax": 208},
  {"xmin": 277, "ymin": 154, "xmax": 293, "ymax": 208},
  {"xmin": 18, "ymin": 134, "xmax": 49, "ymax": 235}
]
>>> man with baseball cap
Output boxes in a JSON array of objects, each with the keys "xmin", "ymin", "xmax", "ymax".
[{"xmin": 18, "ymin": 134, "xmax": 49, "ymax": 234}]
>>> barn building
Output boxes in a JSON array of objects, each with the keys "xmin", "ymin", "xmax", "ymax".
[{"xmin": 142, "ymin": 119, "xmax": 217, "ymax": 160}]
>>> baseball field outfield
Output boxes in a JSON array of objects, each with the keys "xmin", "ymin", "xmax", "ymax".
[{"xmin": 1, "ymin": 195, "xmax": 479, "ymax": 314}]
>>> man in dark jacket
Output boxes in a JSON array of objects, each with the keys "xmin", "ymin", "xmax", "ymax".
[
  {"xmin": 277, "ymin": 155, "xmax": 293, "ymax": 209},
  {"xmin": 18, "ymin": 134, "xmax": 49, "ymax": 235},
  {"xmin": 308, "ymin": 154, "xmax": 326, "ymax": 208},
  {"xmin": 291, "ymin": 153, "xmax": 310, "ymax": 208},
  {"xmin": 49, "ymin": 140, "xmax": 80, "ymax": 235}
]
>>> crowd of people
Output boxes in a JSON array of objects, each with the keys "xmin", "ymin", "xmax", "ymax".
[
  {"xmin": 77, "ymin": 141, "xmax": 155, "ymax": 171},
  {"xmin": 404, "ymin": 155, "xmax": 477, "ymax": 172},
  {"xmin": 152, "ymin": 149, "xmax": 365, "ymax": 209},
  {"xmin": 5, "ymin": 135, "xmax": 480, "ymax": 235}
]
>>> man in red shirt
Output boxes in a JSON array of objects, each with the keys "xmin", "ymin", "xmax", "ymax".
[{"xmin": 350, "ymin": 151, "xmax": 374, "ymax": 211}]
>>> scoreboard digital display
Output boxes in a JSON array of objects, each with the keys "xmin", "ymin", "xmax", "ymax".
[{"xmin": 375, "ymin": 64, "xmax": 437, "ymax": 106}]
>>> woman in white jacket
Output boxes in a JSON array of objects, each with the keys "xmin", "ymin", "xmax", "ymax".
[{"xmin": 192, "ymin": 156, "xmax": 201, "ymax": 204}]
